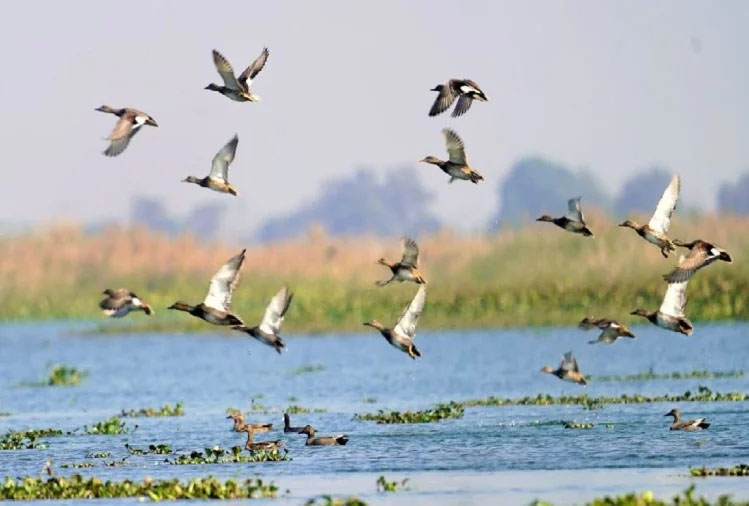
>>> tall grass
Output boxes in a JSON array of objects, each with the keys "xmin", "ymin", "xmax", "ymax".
[{"xmin": 0, "ymin": 215, "xmax": 745, "ymax": 332}]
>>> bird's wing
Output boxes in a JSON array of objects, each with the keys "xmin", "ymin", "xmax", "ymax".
[
  {"xmin": 659, "ymin": 280, "xmax": 688, "ymax": 317},
  {"xmin": 203, "ymin": 249, "xmax": 246, "ymax": 311},
  {"xmin": 212, "ymin": 50, "xmax": 242, "ymax": 90},
  {"xmin": 428, "ymin": 83, "xmax": 457, "ymax": 116},
  {"xmin": 442, "ymin": 128, "xmax": 467, "ymax": 164},
  {"xmin": 561, "ymin": 351, "xmax": 579, "ymax": 372},
  {"xmin": 99, "ymin": 295, "xmax": 130, "ymax": 310},
  {"xmin": 258, "ymin": 285, "xmax": 293, "ymax": 335},
  {"xmin": 663, "ymin": 248, "xmax": 710, "ymax": 283},
  {"xmin": 394, "ymin": 285, "xmax": 427, "ymax": 338},
  {"xmin": 566, "ymin": 197, "xmax": 584, "ymax": 222},
  {"xmin": 451, "ymin": 95, "xmax": 473, "ymax": 117},
  {"xmin": 238, "ymin": 47, "xmax": 269, "ymax": 85},
  {"xmin": 400, "ymin": 237, "xmax": 420, "ymax": 267},
  {"xmin": 209, "ymin": 135, "xmax": 239, "ymax": 182},
  {"xmin": 104, "ymin": 121, "xmax": 141, "ymax": 157},
  {"xmin": 647, "ymin": 174, "xmax": 680, "ymax": 234}
]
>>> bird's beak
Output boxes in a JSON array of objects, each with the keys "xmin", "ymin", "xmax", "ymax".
[
  {"xmin": 147, "ymin": 118, "xmax": 158, "ymax": 127},
  {"xmin": 720, "ymin": 251, "xmax": 733, "ymax": 263}
]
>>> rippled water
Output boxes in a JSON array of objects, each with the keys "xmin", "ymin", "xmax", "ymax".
[{"xmin": 2, "ymin": 322, "xmax": 749, "ymax": 504}]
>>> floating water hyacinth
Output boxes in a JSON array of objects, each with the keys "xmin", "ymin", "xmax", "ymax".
[
  {"xmin": 83, "ymin": 417, "xmax": 129, "ymax": 435},
  {"xmin": 0, "ymin": 429, "xmax": 64, "ymax": 450},
  {"xmin": 588, "ymin": 369, "xmax": 744, "ymax": 383},
  {"xmin": 125, "ymin": 443, "xmax": 171, "ymax": 455},
  {"xmin": 691, "ymin": 465, "xmax": 749, "ymax": 477},
  {"xmin": 119, "ymin": 401, "xmax": 184, "ymax": 417},
  {"xmin": 355, "ymin": 402, "xmax": 463, "ymax": 424},
  {"xmin": 376, "ymin": 476, "xmax": 409, "ymax": 492},
  {"xmin": 167, "ymin": 445, "xmax": 289, "ymax": 465}
]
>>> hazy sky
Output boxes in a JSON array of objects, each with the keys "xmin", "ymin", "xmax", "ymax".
[{"xmin": 1, "ymin": 1, "xmax": 747, "ymax": 233}]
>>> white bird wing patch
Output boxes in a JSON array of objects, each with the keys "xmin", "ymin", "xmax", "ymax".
[
  {"xmin": 394, "ymin": 285, "xmax": 427, "ymax": 339},
  {"xmin": 648, "ymin": 174, "xmax": 680, "ymax": 235},
  {"xmin": 209, "ymin": 135, "xmax": 238, "ymax": 182},
  {"xmin": 566, "ymin": 197, "xmax": 584, "ymax": 222},
  {"xmin": 203, "ymin": 249, "xmax": 246, "ymax": 311},
  {"xmin": 659, "ymin": 280, "xmax": 688, "ymax": 317},
  {"xmin": 258, "ymin": 285, "xmax": 293, "ymax": 335}
]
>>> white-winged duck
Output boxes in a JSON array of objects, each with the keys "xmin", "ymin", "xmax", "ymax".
[
  {"xmin": 536, "ymin": 197, "xmax": 594, "ymax": 237},
  {"xmin": 579, "ymin": 317, "xmax": 635, "ymax": 344},
  {"xmin": 299, "ymin": 425, "xmax": 348, "ymax": 446},
  {"xmin": 233, "ymin": 285, "xmax": 293, "ymax": 354},
  {"xmin": 421, "ymin": 128, "xmax": 483, "ymax": 184},
  {"xmin": 429, "ymin": 79, "xmax": 488, "ymax": 117},
  {"xmin": 205, "ymin": 48, "xmax": 269, "ymax": 102},
  {"xmin": 663, "ymin": 239, "xmax": 733, "ymax": 283},
  {"xmin": 630, "ymin": 280, "xmax": 692, "ymax": 335},
  {"xmin": 540, "ymin": 351, "xmax": 587, "ymax": 385},
  {"xmin": 363, "ymin": 285, "xmax": 427, "ymax": 359},
  {"xmin": 182, "ymin": 134, "xmax": 240, "ymax": 196},
  {"xmin": 239, "ymin": 425, "xmax": 283, "ymax": 452},
  {"xmin": 619, "ymin": 174, "xmax": 681, "ymax": 257},
  {"xmin": 283, "ymin": 413, "xmax": 305, "ymax": 434},
  {"xmin": 168, "ymin": 249, "xmax": 246, "ymax": 326},
  {"xmin": 95, "ymin": 106, "xmax": 158, "ymax": 157},
  {"xmin": 665, "ymin": 408, "xmax": 710, "ymax": 431},
  {"xmin": 226, "ymin": 412, "xmax": 272, "ymax": 433},
  {"xmin": 99, "ymin": 288, "xmax": 153, "ymax": 318},
  {"xmin": 376, "ymin": 237, "xmax": 426, "ymax": 286}
]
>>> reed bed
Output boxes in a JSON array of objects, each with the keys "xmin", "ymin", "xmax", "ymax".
[{"xmin": 0, "ymin": 215, "xmax": 746, "ymax": 332}]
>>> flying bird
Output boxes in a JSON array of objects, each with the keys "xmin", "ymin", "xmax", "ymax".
[
  {"xmin": 95, "ymin": 106, "xmax": 157, "ymax": 157},
  {"xmin": 664, "ymin": 408, "xmax": 710, "ymax": 431},
  {"xmin": 420, "ymin": 128, "xmax": 483, "ymax": 184},
  {"xmin": 579, "ymin": 317, "xmax": 635, "ymax": 344},
  {"xmin": 619, "ymin": 174, "xmax": 681, "ymax": 257},
  {"xmin": 663, "ymin": 239, "xmax": 733, "ymax": 283},
  {"xmin": 168, "ymin": 249, "xmax": 246, "ymax": 326},
  {"xmin": 630, "ymin": 280, "xmax": 693, "ymax": 335},
  {"xmin": 99, "ymin": 289, "xmax": 153, "ymax": 318},
  {"xmin": 376, "ymin": 237, "xmax": 426, "ymax": 286},
  {"xmin": 540, "ymin": 351, "xmax": 587, "ymax": 385},
  {"xmin": 205, "ymin": 48, "xmax": 269, "ymax": 102},
  {"xmin": 429, "ymin": 79, "xmax": 489, "ymax": 117},
  {"xmin": 363, "ymin": 285, "xmax": 427, "ymax": 359},
  {"xmin": 233, "ymin": 285, "xmax": 293, "ymax": 354},
  {"xmin": 182, "ymin": 134, "xmax": 240, "ymax": 196},
  {"xmin": 536, "ymin": 197, "xmax": 594, "ymax": 237}
]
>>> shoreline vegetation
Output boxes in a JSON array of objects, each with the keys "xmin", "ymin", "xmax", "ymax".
[{"xmin": 0, "ymin": 215, "xmax": 745, "ymax": 333}]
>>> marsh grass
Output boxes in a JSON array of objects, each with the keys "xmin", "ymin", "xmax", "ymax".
[{"xmin": 1, "ymin": 217, "xmax": 746, "ymax": 332}]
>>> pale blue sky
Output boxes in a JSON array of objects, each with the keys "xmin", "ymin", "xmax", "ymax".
[{"xmin": 1, "ymin": 1, "xmax": 747, "ymax": 233}]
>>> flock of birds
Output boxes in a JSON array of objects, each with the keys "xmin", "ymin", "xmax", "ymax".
[{"xmin": 95, "ymin": 47, "xmax": 733, "ymax": 443}]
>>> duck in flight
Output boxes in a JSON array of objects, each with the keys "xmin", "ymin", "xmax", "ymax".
[
  {"xmin": 363, "ymin": 285, "xmax": 427, "ymax": 359},
  {"xmin": 233, "ymin": 285, "xmax": 293, "ymax": 354},
  {"xmin": 540, "ymin": 352, "xmax": 587, "ymax": 385},
  {"xmin": 168, "ymin": 249, "xmax": 246, "ymax": 326},
  {"xmin": 376, "ymin": 237, "xmax": 426, "ymax": 286},
  {"xmin": 579, "ymin": 317, "xmax": 635, "ymax": 344},
  {"xmin": 205, "ymin": 48, "xmax": 269, "ymax": 102},
  {"xmin": 429, "ymin": 79, "xmax": 489, "ymax": 117},
  {"xmin": 99, "ymin": 289, "xmax": 153, "ymax": 318},
  {"xmin": 619, "ymin": 174, "xmax": 681, "ymax": 257},
  {"xmin": 630, "ymin": 280, "xmax": 692, "ymax": 335},
  {"xmin": 665, "ymin": 408, "xmax": 710, "ymax": 431},
  {"xmin": 536, "ymin": 197, "xmax": 594, "ymax": 237},
  {"xmin": 182, "ymin": 134, "xmax": 240, "ymax": 196},
  {"xmin": 95, "ymin": 106, "xmax": 158, "ymax": 157},
  {"xmin": 420, "ymin": 128, "xmax": 483, "ymax": 184},
  {"xmin": 663, "ymin": 239, "xmax": 733, "ymax": 283}
]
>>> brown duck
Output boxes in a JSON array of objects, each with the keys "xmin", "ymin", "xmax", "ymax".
[
  {"xmin": 299, "ymin": 425, "xmax": 348, "ymax": 446},
  {"xmin": 630, "ymin": 280, "xmax": 693, "ymax": 335},
  {"xmin": 537, "ymin": 197, "xmax": 594, "ymax": 237},
  {"xmin": 619, "ymin": 174, "xmax": 680, "ymax": 257},
  {"xmin": 665, "ymin": 408, "xmax": 710, "ymax": 431},
  {"xmin": 420, "ymin": 128, "xmax": 483, "ymax": 184},
  {"xmin": 579, "ymin": 317, "xmax": 635, "ymax": 344},
  {"xmin": 540, "ymin": 352, "xmax": 587, "ymax": 385},
  {"xmin": 99, "ymin": 289, "xmax": 153, "ymax": 318},
  {"xmin": 376, "ymin": 237, "xmax": 426, "ymax": 287},
  {"xmin": 363, "ymin": 285, "xmax": 426, "ymax": 359},
  {"xmin": 95, "ymin": 105, "xmax": 158, "ymax": 157},
  {"xmin": 226, "ymin": 412, "xmax": 272, "ymax": 433},
  {"xmin": 168, "ymin": 249, "xmax": 246, "ymax": 326},
  {"xmin": 205, "ymin": 48, "xmax": 269, "ymax": 102},
  {"xmin": 182, "ymin": 135, "xmax": 240, "ymax": 196},
  {"xmin": 239, "ymin": 425, "xmax": 283, "ymax": 451},
  {"xmin": 663, "ymin": 239, "xmax": 733, "ymax": 283}
]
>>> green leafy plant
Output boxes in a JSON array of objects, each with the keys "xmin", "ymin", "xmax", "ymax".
[
  {"xmin": 125, "ymin": 443, "xmax": 172, "ymax": 455},
  {"xmin": 588, "ymin": 369, "xmax": 745, "ymax": 383},
  {"xmin": 0, "ymin": 429, "xmax": 64, "ymax": 450},
  {"xmin": 305, "ymin": 496, "xmax": 368, "ymax": 506},
  {"xmin": 119, "ymin": 402, "xmax": 184, "ymax": 417},
  {"xmin": 85, "ymin": 452, "xmax": 111, "ymax": 459},
  {"xmin": 563, "ymin": 422, "xmax": 594, "ymax": 429},
  {"xmin": 47, "ymin": 365, "xmax": 88, "ymax": 386},
  {"xmin": 355, "ymin": 402, "xmax": 463, "ymax": 424},
  {"xmin": 167, "ymin": 445, "xmax": 289, "ymax": 465},
  {"xmin": 83, "ymin": 417, "xmax": 129, "ymax": 435},
  {"xmin": 691, "ymin": 464, "xmax": 749, "ymax": 477},
  {"xmin": 60, "ymin": 462, "xmax": 95, "ymax": 469},
  {"xmin": 376, "ymin": 476, "xmax": 409, "ymax": 492}
]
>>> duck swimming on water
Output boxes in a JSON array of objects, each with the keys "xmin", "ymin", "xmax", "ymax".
[{"xmin": 665, "ymin": 408, "xmax": 710, "ymax": 431}]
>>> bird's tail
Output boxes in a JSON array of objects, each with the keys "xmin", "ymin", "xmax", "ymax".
[
  {"xmin": 336, "ymin": 436, "xmax": 349, "ymax": 445},
  {"xmin": 274, "ymin": 336, "xmax": 286, "ymax": 354}
]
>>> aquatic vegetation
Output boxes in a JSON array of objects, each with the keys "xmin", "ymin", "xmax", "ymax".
[
  {"xmin": 691, "ymin": 464, "xmax": 749, "ymax": 477},
  {"xmin": 362, "ymin": 397, "xmax": 377, "ymax": 404},
  {"xmin": 119, "ymin": 401, "xmax": 184, "ymax": 417},
  {"xmin": 376, "ymin": 476, "xmax": 409, "ymax": 492},
  {"xmin": 305, "ymin": 496, "xmax": 368, "ymax": 506},
  {"xmin": 125, "ymin": 443, "xmax": 172, "ymax": 455},
  {"xmin": 0, "ymin": 429, "xmax": 64, "ymax": 450},
  {"xmin": 563, "ymin": 422, "xmax": 594, "ymax": 429},
  {"xmin": 461, "ymin": 386, "xmax": 748, "ymax": 410},
  {"xmin": 83, "ymin": 417, "xmax": 129, "ymax": 435},
  {"xmin": 288, "ymin": 364, "xmax": 326, "ymax": 376},
  {"xmin": 85, "ymin": 452, "xmax": 111, "ymax": 458},
  {"xmin": 0, "ymin": 474, "xmax": 279, "ymax": 500},
  {"xmin": 581, "ymin": 485, "xmax": 747, "ymax": 505},
  {"xmin": 589, "ymin": 368, "xmax": 745, "ymax": 383},
  {"xmin": 60, "ymin": 462, "xmax": 95, "ymax": 469},
  {"xmin": 355, "ymin": 402, "xmax": 464, "ymax": 424},
  {"xmin": 167, "ymin": 445, "xmax": 289, "ymax": 464},
  {"xmin": 286, "ymin": 405, "xmax": 327, "ymax": 414},
  {"xmin": 0, "ymin": 412, "xmax": 10, "ymax": 417},
  {"xmin": 47, "ymin": 365, "xmax": 88, "ymax": 386}
]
